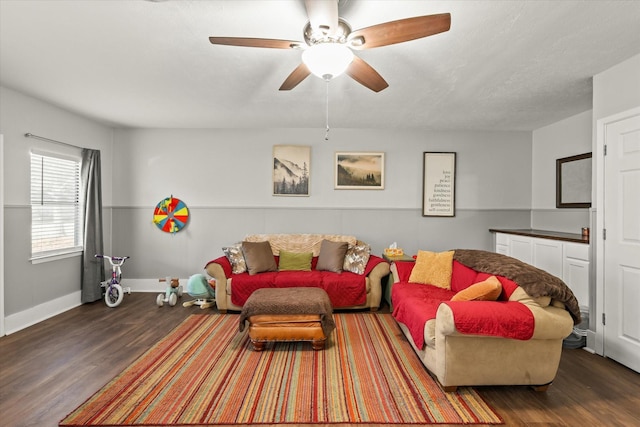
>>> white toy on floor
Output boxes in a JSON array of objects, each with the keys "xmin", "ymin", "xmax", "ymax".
[
  {"xmin": 156, "ymin": 277, "xmax": 183, "ymax": 307},
  {"xmin": 182, "ymin": 274, "xmax": 216, "ymax": 309}
]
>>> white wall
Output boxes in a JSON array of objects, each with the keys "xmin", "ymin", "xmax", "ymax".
[
  {"xmin": 531, "ymin": 110, "xmax": 592, "ymax": 232},
  {"xmin": 593, "ymin": 53, "xmax": 640, "ymax": 123},
  {"xmin": 110, "ymin": 128, "xmax": 533, "ymax": 279},
  {"xmin": 0, "ymin": 86, "xmax": 114, "ymax": 332},
  {"xmin": 113, "ymin": 128, "xmax": 532, "ymax": 209}
]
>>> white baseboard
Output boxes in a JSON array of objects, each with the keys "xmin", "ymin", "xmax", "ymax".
[
  {"xmin": 3, "ymin": 279, "xmax": 192, "ymax": 335},
  {"xmin": 123, "ymin": 278, "xmax": 190, "ymax": 293},
  {"xmin": 5, "ymin": 290, "xmax": 82, "ymax": 335}
]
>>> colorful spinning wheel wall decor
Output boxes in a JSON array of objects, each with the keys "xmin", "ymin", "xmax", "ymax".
[{"xmin": 153, "ymin": 195, "xmax": 189, "ymax": 234}]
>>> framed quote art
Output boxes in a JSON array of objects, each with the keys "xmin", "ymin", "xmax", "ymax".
[
  {"xmin": 422, "ymin": 152, "xmax": 456, "ymax": 217},
  {"xmin": 273, "ymin": 145, "xmax": 310, "ymax": 196},
  {"xmin": 334, "ymin": 152, "xmax": 385, "ymax": 190}
]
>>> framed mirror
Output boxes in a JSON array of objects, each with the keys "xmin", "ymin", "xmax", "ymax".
[{"xmin": 556, "ymin": 152, "xmax": 592, "ymax": 208}]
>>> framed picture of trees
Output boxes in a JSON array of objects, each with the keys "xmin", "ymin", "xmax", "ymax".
[
  {"xmin": 273, "ymin": 145, "xmax": 310, "ymax": 196},
  {"xmin": 334, "ymin": 152, "xmax": 385, "ymax": 190}
]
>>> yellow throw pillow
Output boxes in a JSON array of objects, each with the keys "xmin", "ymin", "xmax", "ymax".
[
  {"xmin": 408, "ymin": 250, "xmax": 455, "ymax": 289},
  {"xmin": 451, "ymin": 276, "xmax": 502, "ymax": 301}
]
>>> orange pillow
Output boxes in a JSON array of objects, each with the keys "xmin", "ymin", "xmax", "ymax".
[
  {"xmin": 451, "ymin": 276, "xmax": 502, "ymax": 301},
  {"xmin": 408, "ymin": 250, "xmax": 455, "ymax": 290}
]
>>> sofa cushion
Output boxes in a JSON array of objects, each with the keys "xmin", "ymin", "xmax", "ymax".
[
  {"xmin": 408, "ymin": 250, "xmax": 454, "ymax": 289},
  {"xmin": 278, "ymin": 250, "xmax": 313, "ymax": 271},
  {"xmin": 243, "ymin": 234, "xmax": 357, "ymax": 256},
  {"xmin": 321, "ymin": 271, "xmax": 367, "ymax": 307},
  {"xmin": 343, "ymin": 242, "xmax": 371, "ymax": 275},
  {"xmin": 451, "ymin": 276, "xmax": 502, "ymax": 301},
  {"xmin": 242, "ymin": 241, "xmax": 278, "ymax": 275},
  {"xmin": 450, "ymin": 260, "xmax": 479, "ymax": 292},
  {"xmin": 223, "ymin": 244, "xmax": 247, "ymax": 274},
  {"xmin": 230, "ymin": 271, "xmax": 279, "ymax": 306},
  {"xmin": 316, "ymin": 240, "xmax": 349, "ymax": 273},
  {"xmin": 273, "ymin": 271, "xmax": 323, "ymax": 288},
  {"xmin": 475, "ymin": 272, "xmax": 519, "ymax": 301}
]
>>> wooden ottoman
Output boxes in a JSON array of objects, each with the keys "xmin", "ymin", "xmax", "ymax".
[{"xmin": 239, "ymin": 287, "xmax": 335, "ymax": 351}]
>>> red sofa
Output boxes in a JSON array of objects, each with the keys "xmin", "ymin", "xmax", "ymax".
[
  {"xmin": 390, "ymin": 249, "xmax": 580, "ymax": 391},
  {"xmin": 205, "ymin": 234, "xmax": 390, "ymax": 313}
]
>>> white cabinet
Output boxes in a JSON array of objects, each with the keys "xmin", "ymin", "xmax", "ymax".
[
  {"xmin": 492, "ymin": 232, "xmax": 589, "ymax": 308},
  {"xmin": 563, "ymin": 243, "xmax": 590, "ymax": 309},
  {"xmin": 495, "ymin": 233, "xmax": 509, "ymax": 255},
  {"xmin": 532, "ymin": 238, "xmax": 564, "ymax": 279},
  {"xmin": 510, "ymin": 235, "xmax": 534, "ymax": 264}
]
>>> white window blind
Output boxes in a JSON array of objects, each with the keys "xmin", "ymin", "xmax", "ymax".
[{"xmin": 30, "ymin": 152, "xmax": 83, "ymax": 259}]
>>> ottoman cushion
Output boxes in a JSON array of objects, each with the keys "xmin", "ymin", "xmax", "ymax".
[{"xmin": 239, "ymin": 287, "xmax": 335, "ymax": 337}]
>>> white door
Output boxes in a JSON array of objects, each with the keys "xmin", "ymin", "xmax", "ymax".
[
  {"xmin": 603, "ymin": 111, "xmax": 640, "ymax": 372},
  {"xmin": 0, "ymin": 135, "xmax": 4, "ymax": 336}
]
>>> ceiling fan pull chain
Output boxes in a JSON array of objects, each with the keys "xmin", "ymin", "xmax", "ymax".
[{"xmin": 325, "ymin": 77, "xmax": 330, "ymax": 141}]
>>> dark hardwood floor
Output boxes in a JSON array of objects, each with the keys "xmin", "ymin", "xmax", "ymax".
[{"xmin": 1, "ymin": 293, "xmax": 638, "ymax": 427}]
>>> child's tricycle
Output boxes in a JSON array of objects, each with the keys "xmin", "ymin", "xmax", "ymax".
[{"xmin": 156, "ymin": 277, "xmax": 183, "ymax": 307}]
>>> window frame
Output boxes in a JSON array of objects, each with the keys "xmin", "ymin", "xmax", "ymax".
[{"xmin": 30, "ymin": 150, "xmax": 83, "ymax": 263}]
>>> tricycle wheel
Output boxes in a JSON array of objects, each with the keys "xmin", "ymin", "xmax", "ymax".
[
  {"xmin": 105, "ymin": 284, "xmax": 124, "ymax": 307},
  {"xmin": 169, "ymin": 292, "xmax": 178, "ymax": 306}
]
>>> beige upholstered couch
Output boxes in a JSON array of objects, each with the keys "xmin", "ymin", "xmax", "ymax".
[
  {"xmin": 390, "ymin": 249, "xmax": 579, "ymax": 391},
  {"xmin": 205, "ymin": 234, "xmax": 390, "ymax": 313}
]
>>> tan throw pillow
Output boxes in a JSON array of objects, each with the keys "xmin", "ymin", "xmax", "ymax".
[
  {"xmin": 408, "ymin": 250, "xmax": 455, "ymax": 289},
  {"xmin": 279, "ymin": 250, "xmax": 313, "ymax": 271},
  {"xmin": 241, "ymin": 241, "xmax": 277, "ymax": 275},
  {"xmin": 222, "ymin": 243, "xmax": 247, "ymax": 274},
  {"xmin": 451, "ymin": 275, "xmax": 502, "ymax": 301},
  {"xmin": 343, "ymin": 243, "xmax": 371, "ymax": 275},
  {"xmin": 316, "ymin": 240, "xmax": 349, "ymax": 273}
]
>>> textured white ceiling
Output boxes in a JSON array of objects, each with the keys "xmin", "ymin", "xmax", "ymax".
[{"xmin": 1, "ymin": 0, "xmax": 639, "ymax": 131}]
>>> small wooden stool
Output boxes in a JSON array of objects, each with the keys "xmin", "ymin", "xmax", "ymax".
[{"xmin": 240, "ymin": 288, "xmax": 334, "ymax": 351}]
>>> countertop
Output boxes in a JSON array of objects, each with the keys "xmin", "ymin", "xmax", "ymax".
[{"xmin": 489, "ymin": 228, "xmax": 589, "ymax": 244}]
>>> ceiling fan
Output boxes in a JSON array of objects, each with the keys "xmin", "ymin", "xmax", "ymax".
[{"xmin": 209, "ymin": 0, "xmax": 451, "ymax": 92}]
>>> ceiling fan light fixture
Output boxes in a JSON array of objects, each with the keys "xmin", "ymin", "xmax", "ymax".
[{"xmin": 302, "ymin": 43, "xmax": 354, "ymax": 80}]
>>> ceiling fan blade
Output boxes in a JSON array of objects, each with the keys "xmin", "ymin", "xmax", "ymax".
[
  {"xmin": 347, "ymin": 13, "xmax": 451, "ymax": 50},
  {"xmin": 279, "ymin": 63, "xmax": 311, "ymax": 91},
  {"xmin": 209, "ymin": 37, "xmax": 303, "ymax": 49},
  {"xmin": 304, "ymin": 0, "xmax": 339, "ymax": 37},
  {"xmin": 346, "ymin": 56, "xmax": 389, "ymax": 92}
]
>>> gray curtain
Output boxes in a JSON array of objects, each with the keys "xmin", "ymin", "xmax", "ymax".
[{"xmin": 80, "ymin": 149, "xmax": 105, "ymax": 303}]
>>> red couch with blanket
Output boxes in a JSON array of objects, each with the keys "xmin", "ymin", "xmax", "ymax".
[
  {"xmin": 390, "ymin": 249, "xmax": 579, "ymax": 391},
  {"xmin": 205, "ymin": 234, "xmax": 390, "ymax": 313}
]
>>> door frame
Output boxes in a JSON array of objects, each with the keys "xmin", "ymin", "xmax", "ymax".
[
  {"xmin": 594, "ymin": 106, "xmax": 640, "ymax": 356},
  {"xmin": 0, "ymin": 135, "xmax": 4, "ymax": 336}
]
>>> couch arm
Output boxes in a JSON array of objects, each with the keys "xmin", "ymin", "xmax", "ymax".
[
  {"xmin": 436, "ymin": 300, "xmax": 573, "ymax": 341},
  {"xmin": 365, "ymin": 256, "xmax": 390, "ymax": 310},
  {"xmin": 204, "ymin": 256, "xmax": 230, "ymax": 312},
  {"xmin": 391, "ymin": 261, "xmax": 414, "ymax": 283}
]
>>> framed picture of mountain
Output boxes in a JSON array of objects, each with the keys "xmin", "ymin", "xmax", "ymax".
[
  {"xmin": 335, "ymin": 152, "xmax": 385, "ymax": 190},
  {"xmin": 273, "ymin": 145, "xmax": 310, "ymax": 196}
]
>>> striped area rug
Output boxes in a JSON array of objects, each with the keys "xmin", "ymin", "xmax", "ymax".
[{"xmin": 60, "ymin": 313, "xmax": 502, "ymax": 425}]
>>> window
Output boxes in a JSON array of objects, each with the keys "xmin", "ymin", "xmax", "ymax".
[{"xmin": 30, "ymin": 151, "xmax": 83, "ymax": 260}]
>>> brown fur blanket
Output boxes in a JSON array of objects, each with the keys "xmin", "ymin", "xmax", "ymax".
[
  {"xmin": 453, "ymin": 249, "xmax": 582, "ymax": 324},
  {"xmin": 239, "ymin": 287, "xmax": 336, "ymax": 336}
]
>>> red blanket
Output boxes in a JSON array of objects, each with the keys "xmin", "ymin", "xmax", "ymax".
[
  {"xmin": 392, "ymin": 259, "xmax": 535, "ymax": 348},
  {"xmin": 207, "ymin": 255, "xmax": 386, "ymax": 309},
  {"xmin": 442, "ymin": 300, "xmax": 534, "ymax": 340},
  {"xmin": 391, "ymin": 282, "xmax": 455, "ymax": 348}
]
